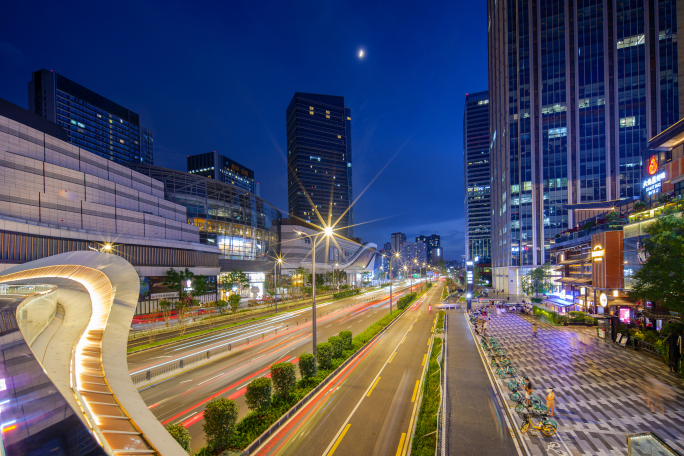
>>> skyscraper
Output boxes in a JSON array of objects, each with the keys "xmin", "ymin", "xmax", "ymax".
[
  {"xmin": 28, "ymin": 69, "xmax": 153, "ymax": 165},
  {"xmin": 391, "ymin": 232, "xmax": 406, "ymax": 253},
  {"xmin": 286, "ymin": 93, "xmax": 353, "ymax": 237},
  {"xmin": 464, "ymin": 91, "xmax": 491, "ymax": 264},
  {"xmin": 187, "ymin": 151, "xmax": 256, "ymax": 194},
  {"xmin": 488, "ymin": 0, "xmax": 684, "ymax": 293},
  {"xmin": 417, "ymin": 234, "xmax": 441, "ymax": 263}
]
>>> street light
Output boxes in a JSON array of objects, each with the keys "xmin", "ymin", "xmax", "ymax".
[
  {"xmin": 275, "ymin": 258, "xmax": 282, "ymax": 314},
  {"xmin": 387, "ymin": 252, "xmax": 400, "ymax": 315},
  {"xmin": 295, "ymin": 228, "xmax": 333, "ymax": 375}
]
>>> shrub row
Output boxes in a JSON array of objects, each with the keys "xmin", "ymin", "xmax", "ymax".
[
  {"xmin": 533, "ymin": 306, "xmax": 598, "ymax": 326},
  {"xmin": 397, "ymin": 292, "xmax": 418, "ymax": 310},
  {"xmin": 411, "ymin": 336, "xmax": 443, "ymax": 456},
  {"xmin": 181, "ymin": 311, "xmax": 404, "ymax": 454},
  {"xmin": 333, "ymin": 288, "xmax": 360, "ymax": 299}
]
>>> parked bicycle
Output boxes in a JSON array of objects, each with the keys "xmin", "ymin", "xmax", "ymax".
[
  {"xmin": 520, "ymin": 412, "xmax": 557, "ymax": 437},
  {"xmin": 496, "ymin": 363, "xmax": 518, "ymax": 379}
]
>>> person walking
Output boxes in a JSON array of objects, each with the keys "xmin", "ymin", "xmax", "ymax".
[
  {"xmin": 546, "ymin": 388, "xmax": 556, "ymax": 417},
  {"xmin": 525, "ymin": 378, "xmax": 533, "ymax": 407},
  {"xmin": 483, "ymin": 319, "xmax": 488, "ymax": 336},
  {"xmin": 532, "ymin": 322, "xmax": 538, "ymax": 338}
]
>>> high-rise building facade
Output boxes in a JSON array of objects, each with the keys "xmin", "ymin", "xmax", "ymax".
[
  {"xmin": 405, "ymin": 241, "xmax": 428, "ymax": 265},
  {"xmin": 286, "ymin": 93, "xmax": 353, "ymax": 237},
  {"xmin": 464, "ymin": 91, "xmax": 491, "ymax": 264},
  {"xmin": 187, "ymin": 151, "xmax": 256, "ymax": 194},
  {"xmin": 28, "ymin": 69, "xmax": 153, "ymax": 165},
  {"xmin": 391, "ymin": 232, "xmax": 407, "ymax": 253},
  {"xmin": 488, "ymin": 0, "xmax": 684, "ymax": 293}
]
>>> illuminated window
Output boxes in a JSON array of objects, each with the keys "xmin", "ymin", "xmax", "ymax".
[
  {"xmin": 548, "ymin": 127, "xmax": 567, "ymax": 138},
  {"xmin": 347, "ymin": 117, "xmax": 351, "ymax": 120},
  {"xmin": 478, "ymin": 99, "xmax": 489, "ymax": 105},
  {"xmin": 337, "ymin": 135, "xmax": 341, "ymax": 138},
  {"xmin": 617, "ymin": 34, "xmax": 645, "ymax": 49},
  {"xmin": 326, "ymin": 115, "xmax": 330, "ymax": 119},
  {"xmin": 326, "ymin": 110, "xmax": 330, "ymax": 114},
  {"xmin": 309, "ymin": 106, "xmax": 314, "ymax": 110},
  {"xmin": 620, "ymin": 116, "xmax": 636, "ymax": 127},
  {"xmin": 310, "ymin": 111, "xmax": 314, "ymax": 115}
]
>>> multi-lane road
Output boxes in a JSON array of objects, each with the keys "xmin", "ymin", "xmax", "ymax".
[
  {"xmin": 129, "ymin": 281, "xmax": 437, "ymax": 452},
  {"xmin": 253, "ymin": 280, "xmax": 443, "ymax": 456}
]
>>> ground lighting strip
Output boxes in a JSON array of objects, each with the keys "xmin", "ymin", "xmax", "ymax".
[{"xmin": 0, "ymin": 266, "xmax": 159, "ymax": 455}]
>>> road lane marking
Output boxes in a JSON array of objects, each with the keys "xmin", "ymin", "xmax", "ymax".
[
  {"xmin": 411, "ymin": 380, "xmax": 420, "ymax": 402},
  {"xmin": 366, "ymin": 377, "xmax": 381, "ymax": 397},
  {"xmin": 409, "ymin": 325, "xmax": 413, "ymax": 331},
  {"xmin": 328, "ymin": 423, "xmax": 351, "ymax": 455},
  {"xmin": 388, "ymin": 352, "xmax": 397, "ymax": 363},
  {"xmin": 198, "ymin": 373, "xmax": 224, "ymax": 385},
  {"xmin": 401, "ymin": 336, "xmax": 406, "ymax": 344},
  {"xmin": 422, "ymin": 353, "xmax": 427, "ymax": 366},
  {"xmin": 427, "ymin": 338, "xmax": 430, "ymax": 346},
  {"xmin": 396, "ymin": 433, "xmax": 406, "ymax": 456}
]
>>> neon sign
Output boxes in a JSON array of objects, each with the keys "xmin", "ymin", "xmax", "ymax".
[
  {"xmin": 648, "ymin": 155, "xmax": 658, "ymax": 175},
  {"xmin": 643, "ymin": 171, "xmax": 666, "ymax": 196},
  {"xmin": 592, "ymin": 245, "xmax": 604, "ymax": 260}
]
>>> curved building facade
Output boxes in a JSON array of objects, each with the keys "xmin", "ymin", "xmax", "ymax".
[{"xmin": 130, "ymin": 165, "xmax": 282, "ymax": 274}]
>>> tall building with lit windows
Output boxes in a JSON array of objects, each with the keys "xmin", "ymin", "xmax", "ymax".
[
  {"xmin": 286, "ymin": 93, "xmax": 353, "ymax": 237},
  {"xmin": 464, "ymin": 91, "xmax": 491, "ymax": 264},
  {"xmin": 187, "ymin": 151, "xmax": 255, "ymax": 194},
  {"xmin": 28, "ymin": 69, "xmax": 153, "ymax": 165},
  {"xmin": 488, "ymin": 0, "xmax": 684, "ymax": 293}
]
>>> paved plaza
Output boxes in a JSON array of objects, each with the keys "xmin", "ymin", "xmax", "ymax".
[{"xmin": 478, "ymin": 310, "xmax": 684, "ymax": 456}]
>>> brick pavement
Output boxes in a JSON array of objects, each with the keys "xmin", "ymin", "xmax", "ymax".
[{"xmin": 478, "ymin": 310, "xmax": 684, "ymax": 456}]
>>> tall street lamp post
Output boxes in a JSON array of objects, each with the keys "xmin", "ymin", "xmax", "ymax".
[
  {"xmin": 295, "ymin": 228, "xmax": 332, "ymax": 375},
  {"xmin": 275, "ymin": 258, "xmax": 282, "ymax": 314},
  {"xmin": 387, "ymin": 252, "xmax": 400, "ymax": 315}
]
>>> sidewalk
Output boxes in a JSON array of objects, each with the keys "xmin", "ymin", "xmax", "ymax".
[
  {"xmin": 444, "ymin": 309, "xmax": 519, "ymax": 456},
  {"xmin": 486, "ymin": 312, "xmax": 684, "ymax": 456}
]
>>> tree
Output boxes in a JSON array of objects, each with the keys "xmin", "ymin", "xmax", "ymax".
[
  {"xmin": 521, "ymin": 264, "xmax": 554, "ymax": 298},
  {"xmin": 270, "ymin": 362, "xmax": 296, "ymax": 398},
  {"xmin": 245, "ymin": 377, "xmax": 272, "ymax": 415},
  {"xmin": 158, "ymin": 299, "xmax": 174, "ymax": 326},
  {"xmin": 631, "ymin": 207, "xmax": 684, "ymax": 313},
  {"xmin": 190, "ymin": 274, "xmax": 209, "ymax": 298},
  {"xmin": 228, "ymin": 293, "xmax": 241, "ymax": 318},
  {"xmin": 202, "ymin": 397, "xmax": 239, "ymax": 452},
  {"xmin": 163, "ymin": 268, "xmax": 195, "ymax": 299},
  {"xmin": 298, "ymin": 353, "xmax": 316, "ymax": 379},
  {"xmin": 165, "ymin": 423, "xmax": 191, "ymax": 452},
  {"xmin": 376, "ymin": 271, "xmax": 386, "ymax": 282},
  {"xmin": 317, "ymin": 342, "xmax": 332, "ymax": 370},
  {"xmin": 293, "ymin": 267, "xmax": 310, "ymax": 290},
  {"xmin": 214, "ymin": 299, "xmax": 227, "ymax": 315},
  {"xmin": 328, "ymin": 335, "xmax": 343, "ymax": 358},
  {"xmin": 339, "ymin": 331, "xmax": 352, "ymax": 350},
  {"xmin": 634, "ymin": 200, "xmax": 647, "ymax": 212}
]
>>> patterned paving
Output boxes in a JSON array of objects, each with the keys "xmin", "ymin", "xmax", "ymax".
[{"xmin": 476, "ymin": 310, "xmax": 684, "ymax": 456}]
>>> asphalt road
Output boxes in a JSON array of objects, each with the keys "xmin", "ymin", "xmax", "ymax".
[
  {"xmin": 252, "ymin": 280, "xmax": 444, "ymax": 456},
  {"xmin": 131, "ymin": 280, "xmax": 433, "ymax": 452}
]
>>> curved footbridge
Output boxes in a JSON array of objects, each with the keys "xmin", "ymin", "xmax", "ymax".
[{"xmin": 0, "ymin": 251, "xmax": 185, "ymax": 455}]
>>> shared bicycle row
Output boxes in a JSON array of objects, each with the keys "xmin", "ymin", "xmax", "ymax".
[{"xmin": 468, "ymin": 309, "xmax": 559, "ymax": 439}]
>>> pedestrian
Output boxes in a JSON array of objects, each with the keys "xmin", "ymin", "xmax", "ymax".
[
  {"xmin": 525, "ymin": 379, "xmax": 533, "ymax": 407},
  {"xmin": 483, "ymin": 319, "xmax": 488, "ymax": 336},
  {"xmin": 532, "ymin": 322, "xmax": 538, "ymax": 338},
  {"xmin": 546, "ymin": 388, "xmax": 555, "ymax": 417}
]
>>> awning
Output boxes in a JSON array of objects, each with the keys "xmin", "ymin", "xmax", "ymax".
[
  {"xmin": 643, "ymin": 307, "xmax": 682, "ymax": 321},
  {"xmin": 558, "ymin": 257, "xmax": 590, "ymax": 265},
  {"xmin": 543, "ymin": 297, "xmax": 574, "ymax": 307},
  {"xmin": 557, "ymin": 277, "xmax": 592, "ymax": 285},
  {"xmin": 607, "ymin": 297, "xmax": 639, "ymax": 307}
]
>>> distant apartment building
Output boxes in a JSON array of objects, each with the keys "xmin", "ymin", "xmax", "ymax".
[
  {"xmin": 28, "ymin": 69, "xmax": 153, "ymax": 165},
  {"xmin": 464, "ymin": 91, "xmax": 491, "ymax": 264},
  {"xmin": 391, "ymin": 232, "xmax": 407, "ymax": 253},
  {"xmin": 405, "ymin": 241, "xmax": 428, "ymax": 265},
  {"xmin": 187, "ymin": 151, "xmax": 256, "ymax": 194},
  {"xmin": 286, "ymin": 93, "xmax": 353, "ymax": 237}
]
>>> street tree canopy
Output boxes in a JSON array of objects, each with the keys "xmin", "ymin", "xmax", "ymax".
[
  {"xmin": 521, "ymin": 264, "xmax": 554, "ymax": 297},
  {"xmin": 631, "ymin": 207, "xmax": 684, "ymax": 313}
]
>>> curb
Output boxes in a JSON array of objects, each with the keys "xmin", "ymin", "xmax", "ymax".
[{"xmin": 242, "ymin": 284, "xmax": 432, "ymax": 455}]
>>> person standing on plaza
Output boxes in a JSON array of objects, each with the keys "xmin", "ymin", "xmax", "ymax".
[
  {"xmin": 525, "ymin": 378, "xmax": 533, "ymax": 407},
  {"xmin": 532, "ymin": 322, "xmax": 538, "ymax": 338},
  {"xmin": 483, "ymin": 319, "xmax": 488, "ymax": 336},
  {"xmin": 546, "ymin": 388, "xmax": 556, "ymax": 417}
]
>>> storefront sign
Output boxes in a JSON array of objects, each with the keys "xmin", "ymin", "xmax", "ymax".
[
  {"xmin": 151, "ymin": 292, "xmax": 179, "ymax": 299},
  {"xmin": 619, "ymin": 307, "xmax": 631, "ymax": 324},
  {"xmin": 592, "ymin": 245, "xmax": 605, "ymax": 260},
  {"xmin": 599, "ymin": 293, "xmax": 608, "ymax": 306},
  {"xmin": 643, "ymin": 158, "xmax": 666, "ymax": 196}
]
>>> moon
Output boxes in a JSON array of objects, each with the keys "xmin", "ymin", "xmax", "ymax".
[{"xmin": 358, "ymin": 49, "xmax": 364, "ymax": 58}]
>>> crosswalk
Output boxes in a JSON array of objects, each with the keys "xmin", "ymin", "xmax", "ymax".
[{"xmin": 484, "ymin": 311, "xmax": 684, "ymax": 456}]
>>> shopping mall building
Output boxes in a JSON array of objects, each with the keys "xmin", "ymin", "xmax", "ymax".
[{"xmin": 549, "ymin": 117, "xmax": 684, "ymax": 329}]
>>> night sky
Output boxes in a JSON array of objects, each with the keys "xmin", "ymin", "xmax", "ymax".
[{"xmin": 0, "ymin": 0, "xmax": 487, "ymax": 260}]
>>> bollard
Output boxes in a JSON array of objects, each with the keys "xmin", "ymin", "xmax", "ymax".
[
  {"xmin": 146, "ymin": 370, "xmax": 151, "ymax": 381},
  {"xmin": 262, "ymin": 333, "xmax": 264, "ymax": 339},
  {"xmin": 229, "ymin": 343, "xmax": 231, "ymax": 351},
  {"xmin": 180, "ymin": 359, "xmax": 184, "ymax": 369},
  {"xmin": 247, "ymin": 337, "xmax": 249, "ymax": 344},
  {"xmin": 207, "ymin": 351, "xmax": 210, "ymax": 359}
]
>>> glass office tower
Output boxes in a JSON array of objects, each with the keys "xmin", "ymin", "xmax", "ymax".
[
  {"xmin": 187, "ymin": 151, "xmax": 256, "ymax": 193},
  {"xmin": 28, "ymin": 69, "xmax": 153, "ymax": 165},
  {"xmin": 488, "ymin": 0, "xmax": 683, "ymax": 293},
  {"xmin": 286, "ymin": 93, "xmax": 353, "ymax": 238},
  {"xmin": 464, "ymin": 91, "xmax": 492, "ymax": 264}
]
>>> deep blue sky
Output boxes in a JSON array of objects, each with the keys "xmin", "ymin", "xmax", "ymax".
[{"xmin": 0, "ymin": 0, "xmax": 488, "ymax": 260}]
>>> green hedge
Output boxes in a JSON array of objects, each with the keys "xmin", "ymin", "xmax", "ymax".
[
  {"xmin": 397, "ymin": 292, "xmax": 417, "ymax": 310},
  {"xmin": 532, "ymin": 305, "xmax": 568, "ymax": 325},
  {"xmin": 411, "ymin": 337, "xmax": 443, "ymax": 456},
  {"xmin": 333, "ymin": 288, "xmax": 360, "ymax": 299}
]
